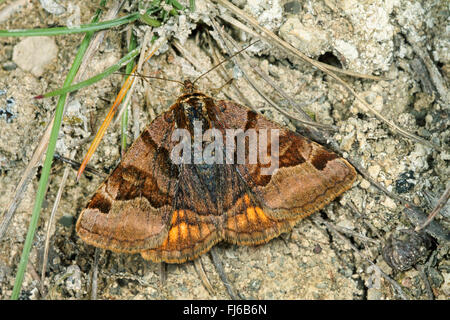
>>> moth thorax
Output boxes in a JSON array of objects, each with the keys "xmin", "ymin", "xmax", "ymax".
[{"xmin": 182, "ymin": 98, "xmax": 210, "ymax": 133}]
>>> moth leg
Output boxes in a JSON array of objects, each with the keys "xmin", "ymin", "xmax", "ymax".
[
  {"xmin": 159, "ymin": 262, "xmax": 167, "ymax": 285},
  {"xmin": 210, "ymin": 247, "xmax": 241, "ymax": 300},
  {"xmin": 193, "ymin": 257, "xmax": 215, "ymax": 296}
]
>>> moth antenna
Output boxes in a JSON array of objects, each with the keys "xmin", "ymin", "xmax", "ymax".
[
  {"xmin": 54, "ymin": 153, "xmax": 107, "ymax": 178},
  {"xmin": 192, "ymin": 40, "xmax": 260, "ymax": 86},
  {"xmin": 114, "ymin": 72, "xmax": 184, "ymax": 86}
]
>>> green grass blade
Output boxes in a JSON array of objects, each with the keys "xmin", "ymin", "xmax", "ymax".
[
  {"xmin": 140, "ymin": 13, "xmax": 162, "ymax": 27},
  {"xmin": 190, "ymin": 0, "xmax": 196, "ymax": 12},
  {"xmin": 36, "ymin": 46, "xmax": 141, "ymax": 99},
  {"xmin": 121, "ymin": 32, "xmax": 137, "ymax": 154},
  {"xmin": 121, "ymin": 99, "xmax": 130, "ymax": 156},
  {"xmin": 10, "ymin": 0, "xmax": 108, "ymax": 300},
  {"xmin": 169, "ymin": 0, "xmax": 185, "ymax": 10},
  {"xmin": 0, "ymin": 12, "xmax": 140, "ymax": 37}
]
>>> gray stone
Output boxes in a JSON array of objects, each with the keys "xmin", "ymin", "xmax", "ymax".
[
  {"xmin": 284, "ymin": 1, "xmax": 302, "ymax": 14},
  {"xmin": 428, "ymin": 268, "xmax": 444, "ymax": 287},
  {"xmin": 367, "ymin": 288, "xmax": 383, "ymax": 300},
  {"xmin": 2, "ymin": 62, "xmax": 17, "ymax": 71}
]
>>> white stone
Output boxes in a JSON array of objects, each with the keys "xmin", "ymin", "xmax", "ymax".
[
  {"xmin": 39, "ymin": 0, "xmax": 65, "ymax": 15},
  {"xmin": 13, "ymin": 37, "xmax": 58, "ymax": 77},
  {"xmin": 245, "ymin": 0, "xmax": 283, "ymax": 30},
  {"xmin": 334, "ymin": 39, "xmax": 359, "ymax": 61},
  {"xmin": 408, "ymin": 144, "xmax": 431, "ymax": 171},
  {"xmin": 383, "ymin": 197, "xmax": 397, "ymax": 210},
  {"xmin": 340, "ymin": 131, "xmax": 356, "ymax": 152},
  {"xmin": 368, "ymin": 164, "xmax": 381, "ymax": 179},
  {"xmin": 360, "ymin": 179, "xmax": 371, "ymax": 189},
  {"xmin": 279, "ymin": 17, "xmax": 329, "ymax": 57}
]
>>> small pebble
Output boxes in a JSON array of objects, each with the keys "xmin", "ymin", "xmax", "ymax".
[
  {"xmin": 395, "ymin": 171, "xmax": 415, "ymax": 194},
  {"xmin": 65, "ymin": 265, "xmax": 82, "ymax": 294},
  {"xmin": 59, "ymin": 214, "xmax": 75, "ymax": 227},
  {"xmin": 360, "ymin": 179, "xmax": 371, "ymax": 189},
  {"xmin": 250, "ymin": 279, "xmax": 261, "ymax": 291},
  {"xmin": 313, "ymin": 244, "xmax": 322, "ymax": 254},
  {"xmin": 284, "ymin": 1, "xmax": 302, "ymax": 14},
  {"xmin": 279, "ymin": 17, "xmax": 329, "ymax": 57},
  {"xmin": 368, "ymin": 164, "xmax": 381, "ymax": 179},
  {"xmin": 316, "ymin": 282, "xmax": 328, "ymax": 289},
  {"xmin": 39, "ymin": 0, "xmax": 66, "ymax": 15},
  {"xmin": 382, "ymin": 197, "xmax": 397, "ymax": 210},
  {"xmin": 367, "ymin": 288, "xmax": 383, "ymax": 300},
  {"xmin": 2, "ymin": 62, "xmax": 17, "ymax": 71}
]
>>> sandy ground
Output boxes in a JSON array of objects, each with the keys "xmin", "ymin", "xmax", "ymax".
[{"xmin": 0, "ymin": 0, "xmax": 448, "ymax": 300}]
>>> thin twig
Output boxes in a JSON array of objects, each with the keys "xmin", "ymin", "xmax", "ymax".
[
  {"xmin": 423, "ymin": 190, "xmax": 450, "ymax": 218},
  {"xmin": 172, "ymin": 39, "xmax": 215, "ymax": 81},
  {"xmin": 0, "ymin": 120, "xmax": 52, "ymax": 241},
  {"xmin": 193, "ymin": 258, "xmax": 215, "ymax": 296},
  {"xmin": 405, "ymin": 34, "xmax": 449, "ymax": 104},
  {"xmin": 90, "ymin": 248, "xmax": 100, "ymax": 300},
  {"xmin": 219, "ymin": 13, "xmax": 260, "ymax": 38},
  {"xmin": 210, "ymin": 247, "xmax": 240, "ymax": 300},
  {"xmin": 28, "ymin": 260, "xmax": 41, "ymax": 287},
  {"xmin": 416, "ymin": 184, "xmax": 450, "ymax": 232},
  {"xmin": 404, "ymin": 206, "xmax": 450, "ymax": 242},
  {"xmin": 206, "ymin": 32, "xmax": 252, "ymax": 106},
  {"xmin": 417, "ymin": 265, "xmax": 434, "ymax": 300},
  {"xmin": 77, "ymin": 0, "xmax": 126, "ymax": 79},
  {"xmin": 113, "ymin": 29, "xmax": 155, "ymax": 124},
  {"xmin": 40, "ymin": 150, "xmax": 75, "ymax": 295},
  {"xmin": 330, "ymin": 223, "xmax": 380, "ymax": 245}
]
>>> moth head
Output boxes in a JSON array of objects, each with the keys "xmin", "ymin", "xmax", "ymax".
[{"xmin": 182, "ymin": 80, "xmax": 196, "ymax": 94}]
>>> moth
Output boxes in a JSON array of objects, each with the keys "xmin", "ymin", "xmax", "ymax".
[{"xmin": 76, "ymin": 80, "xmax": 356, "ymax": 263}]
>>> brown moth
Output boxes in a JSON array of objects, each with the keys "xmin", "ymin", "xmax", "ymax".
[{"xmin": 76, "ymin": 80, "xmax": 356, "ymax": 263}]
